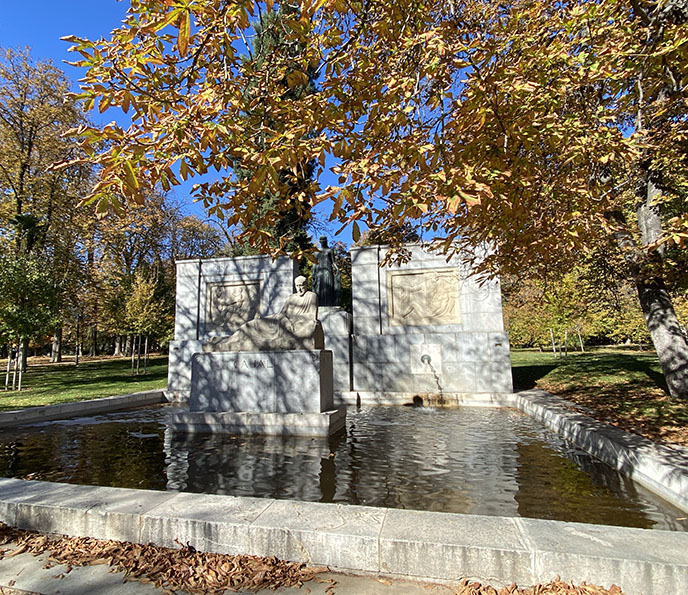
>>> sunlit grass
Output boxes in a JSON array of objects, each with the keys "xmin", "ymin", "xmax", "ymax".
[
  {"xmin": 0, "ymin": 355, "xmax": 167, "ymax": 411},
  {"xmin": 511, "ymin": 347, "xmax": 688, "ymax": 446}
]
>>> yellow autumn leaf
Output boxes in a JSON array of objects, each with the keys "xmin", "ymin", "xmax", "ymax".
[{"xmin": 177, "ymin": 11, "xmax": 190, "ymax": 58}]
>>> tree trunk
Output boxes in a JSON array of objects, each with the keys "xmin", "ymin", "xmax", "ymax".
[
  {"xmin": 75, "ymin": 317, "xmax": 80, "ymax": 366},
  {"xmin": 18, "ymin": 345, "xmax": 23, "ymax": 391},
  {"xmin": 50, "ymin": 328, "xmax": 62, "ymax": 363},
  {"xmin": 12, "ymin": 345, "xmax": 18, "ymax": 390},
  {"xmin": 5, "ymin": 345, "xmax": 11, "ymax": 390},
  {"xmin": 20, "ymin": 337, "xmax": 28, "ymax": 372},
  {"xmin": 131, "ymin": 336, "xmax": 136, "ymax": 375},
  {"xmin": 636, "ymin": 176, "xmax": 688, "ymax": 398},
  {"xmin": 608, "ymin": 203, "xmax": 688, "ymax": 399},
  {"xmin": 125, "ymin": 334, "xmax": 132, "ymax": 357},
  {"xmin": 89, "ymin": 323, "xmax": 97, "ymax": 357},
  {"xmin": 635, "ymin": 279, "xmax": 688, "ymax": 399},
  {"xmin": 144, "ymin": 335, "xmax": 149, "ymax": 375},
  {"xmin": 136, "ymin": 335, "xmax": 142, "ymax": 375}
]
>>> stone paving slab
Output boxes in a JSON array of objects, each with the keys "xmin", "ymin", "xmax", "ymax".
[
  {"xmin": 0, "ymin": 548, "xmax": 161, "ymax": 595},
  {"xmin": 248, "ymin": 500, "xmax": 386, "ymax": 573},
  {"xmin": 1, "ymin": 478, "xmax": 686, "ymax": 594},
  {"xmin": 0, "ymin": 549, "xmax": 456, "ymax": 595}
]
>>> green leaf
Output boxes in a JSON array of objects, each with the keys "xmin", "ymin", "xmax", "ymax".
[{"xmin": 123, "ymin": 160, "xmax": 139, "ymax": 190}]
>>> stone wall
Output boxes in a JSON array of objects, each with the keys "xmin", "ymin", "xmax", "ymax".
[
  {"xmin": 350, "ymin": 244, "xmax": 512, "ymax": 395},
  {"xmin": 167, "ymin": 256, "xmax": 298, "ymax": 400}
]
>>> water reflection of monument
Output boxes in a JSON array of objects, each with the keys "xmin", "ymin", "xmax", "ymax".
[
  {"xmin": 163, "ymin": 408, "xmax": 523, "ymax": 514},
  {"xmin": 165, "ymin": 430, "xmax": 342, "ymax": 501},
  {"xmin": 166, "ymin": 406, "xmax": 679, "ymax": 525}
]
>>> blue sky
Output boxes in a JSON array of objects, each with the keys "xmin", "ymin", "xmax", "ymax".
[{"xmin": 2, "ymin": 1, "xmax": 350, "ymax": 245}]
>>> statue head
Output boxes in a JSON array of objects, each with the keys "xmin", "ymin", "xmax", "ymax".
[
  {"xmin": 319, "ymin": 235, "xmax": 328, "ymax": 248},
  {"xmin": 294, "ymin": 275, "xmax": 307, "ymax": 296}
]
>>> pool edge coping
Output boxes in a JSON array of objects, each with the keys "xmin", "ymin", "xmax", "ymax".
[
  {"xmin": 0, "ymin": 477, "xmax": 686, "ymax": 594},
  {"xmin": 0, "ymin": 389, "xmax": 687, "ymax": 593},
  {"xmin": 0, "ymin": 390, "xmax": 167, "ymax": 427},
  {"xmin": 503, "ymin": 389, "xmax": 688, "ymax": 513}
]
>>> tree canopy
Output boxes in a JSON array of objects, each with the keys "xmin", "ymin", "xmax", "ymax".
[
  {"xmin": 63, "ymin": 1, "xmax": 685, "ymax": 262},
  {"xmin": 64, "ymin": 0, "xmax": 688, "ymax": 396}
]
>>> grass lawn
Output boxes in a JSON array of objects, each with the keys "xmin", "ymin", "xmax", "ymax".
[
  {"xmin": 511, "ymin": 347, "xmax": 688, "ymax": 447},
  {"xmin": 0, "ymin": 355, "xmax": 168, "ymax": 412}
]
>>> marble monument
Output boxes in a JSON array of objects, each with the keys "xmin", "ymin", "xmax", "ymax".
[{"xmin": 171, "ymin": 273, "xmax": 345, "ymax": 437}]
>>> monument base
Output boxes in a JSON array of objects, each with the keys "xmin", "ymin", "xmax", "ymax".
[
  {"xmin": 170, "ymin": 408, "xmax": 346, "ymax": 437},
  {"xmin": 190, "ymin": 350, "xmax": 334, "ymax": 413}
]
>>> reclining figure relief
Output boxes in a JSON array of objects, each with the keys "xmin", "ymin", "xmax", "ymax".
[{"xmin": 203, "ymin": 276, "xmax": 324, "ymax": 352}]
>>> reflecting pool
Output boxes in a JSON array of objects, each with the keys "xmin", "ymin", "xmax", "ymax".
[{"xmin": 0, "ymin": 404, "xmax": 686, "ymax": 531}]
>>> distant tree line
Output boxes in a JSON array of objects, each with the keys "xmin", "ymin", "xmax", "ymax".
[{"xmin": 0, "ymin": 48, "xmax": 229, "ymax": 381}]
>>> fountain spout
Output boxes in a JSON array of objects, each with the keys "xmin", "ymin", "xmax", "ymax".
[{"xmin": 420, "ymin": 353, "xmax": 443, "ymax": 396}]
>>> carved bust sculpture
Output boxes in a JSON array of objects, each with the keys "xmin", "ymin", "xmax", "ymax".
[{"xmin": 204, "ymin": 276, "xmax": 325, "ymax": 352}]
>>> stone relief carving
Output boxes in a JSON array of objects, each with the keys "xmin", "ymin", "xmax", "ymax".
[
  {"xmin": 204, "ymin": 276, "xmax": 324, "ymax": 352},
  {"xmin": 387, "ymin": 268, "xmax": 461, "ymax": 326},
  {"xmin": 205, "ymin": 281, "xmax": 260, "ymax": 335}
]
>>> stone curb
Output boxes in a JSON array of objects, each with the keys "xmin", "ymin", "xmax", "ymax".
[
  {"xmin": 0, "ymin": 478, "xmax": 686, "ymax": 595},
  {"xmin": 0, "ymin": 390, "xmax": 167, "ymax": 428},
  {"xmin": 500, "ymin": 390, "xmax": 688, "ymax": 513}
]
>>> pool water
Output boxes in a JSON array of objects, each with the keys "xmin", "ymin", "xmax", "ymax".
[{"xmin": 0, "ymin": 404, "xmax": 686, "ymax": 531}]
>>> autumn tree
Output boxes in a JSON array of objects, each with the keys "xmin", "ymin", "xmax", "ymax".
[
  {"xmin": 65, "ymin": 1, "xmax": 688, "ymax": 397},
  {"xmin": 96, "ymin": 193, "xmax": 177, "ymax": 355},
  {"xmin": 0, "ymin": 48, "xmax": 89, "ymax": 247},
  {"xmin": 228, "ymin": 2, "xmax": 317, "ymax": 255},
  {"xmin": 125, "ymin": 270, "xmax": 170, "ymax": 374},
  {"xmin": 0, "ymin": 47, "xmax": 95, "ymax": 361},
  {"xmin": 0, "ymin": 252, "xmax": 61, "ymax": 385},
  {"xmin": 171, "ymin": 214, "xmax": 226, "ymax": 260}
]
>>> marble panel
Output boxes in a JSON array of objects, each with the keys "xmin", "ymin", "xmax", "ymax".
[
  {"xmin": 475, "ymin": 362, "xmax": 513, "ymax": 393},
  {"xmin": 203, "ymin": 281, "xmax": 260, "ymax": 337},
  {"xmin": 249, "ymin": 501, "xmax": 385, "ymax": 571},
  {"xmin": 386, "ymin": 268, "xmax": 461, "ymax": 327},
  {"xmin": 319, "ymin": 308, "xmax": 352, "ymax": 336},
  {"xmin": 190, "ymin": 350, "xmax": 334, "ymax": 413},
  {"xmin": 174, "ymin": 260, "xmax": 200, "ymax": 341},
  {"xmin": 440, "ymin": 362, "xmax": 477, "ymax": 393},
  {"xmin": 352, "ymin": 298, "xmax": 381, "ymax": 320},
  {"xmin": 488, "ymin": 332, "xmax": 511, "ymax": 361},
  {"xmin": 455, "ymin": 333, "xmax": 490, "ymax": 362},
  {"xmin": 167, "ymin": 339, "xmax": 203, "ymax": 396}
]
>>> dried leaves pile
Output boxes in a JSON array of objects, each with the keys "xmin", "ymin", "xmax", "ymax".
[
  {"xmin": 456, "ymin": 578, "xmax": 624, "ymax": 594},
  {"xmin": 0, "ymin": 522, "xmax": 329, "ymax": 594},
  {"xmin": 0, "ymin": 522, "xmax": 624, "ymax": 595}
]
